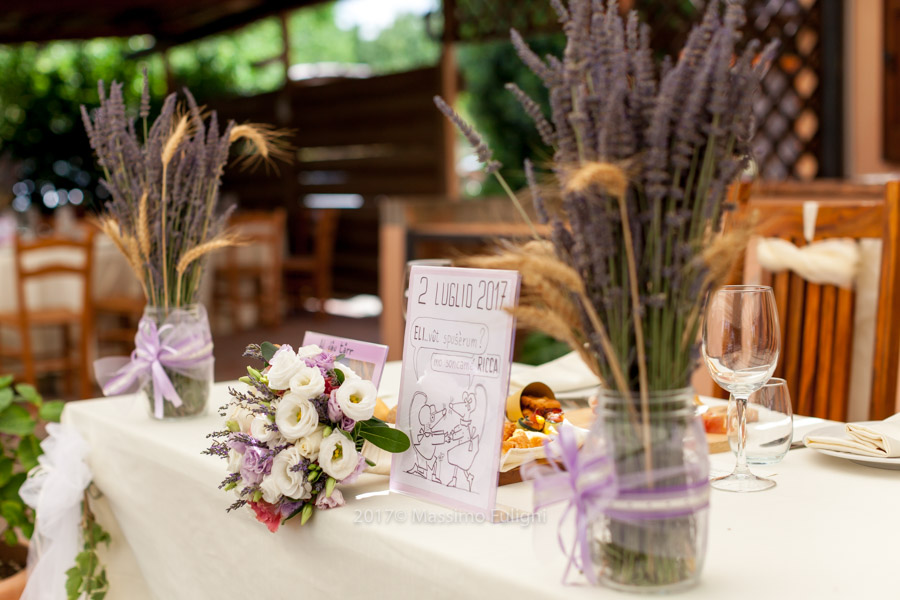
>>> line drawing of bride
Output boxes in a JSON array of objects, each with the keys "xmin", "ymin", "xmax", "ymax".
[{"xmin": 445, "ymin": 384, "xmax": 486, "ymax": 492}]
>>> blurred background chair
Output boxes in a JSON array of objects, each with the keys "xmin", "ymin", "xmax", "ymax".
[
  {"xmin": 731, "ymin": 181, "xmax": 900, "ymax": 421},
  {"xmin": 0, "ymin": 227, "xmax": 95, "ymax": 399},
  {"xmin": 213, "ymin": 208, "xmax": 287, "ymax": 330},
  {"xmin": 283, "ymin": 208, "xmax": 339, "ymax": 317}
]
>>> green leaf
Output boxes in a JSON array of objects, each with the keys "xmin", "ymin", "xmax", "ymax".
[
  {"xmin": 20, "ymin": 519, "xmax": 33, "ymax": 540},
  {"xmin": 0, "ymin": 375, "xmax": 13, "ymax": 389},
  {"xmin": 92, "ymin": 591, "xmax": 107, "ymax": 600},
  {"xmin": 17, "ymin": 435, "xmax": 41, "ymax": 472},
  {"xmin": 0, "ymin": 457, "xmax": 13, "ymax": 488},
  {"xmin": 0, "ymin": 405, "xmax": 35, "ymax": 436},
  {"xmin": 358, "ymin": 421, "xmax": 411, "ymax": 453},
  {"xmin": 0, "ymin": 388, "xmax": 13, "ymax": 413},
  {"xmin": 75, "ymin": 550, "xmax": 92, "ymax": 575},
  {"xmin": 1, "ymin": 500, "xmax": 24, "ymax": 526},
  {"xmin": 2, "ymin": 528, "xmax": 17, "ymax": 547},
  {"xmin": 1, "ymin": 473, "xmax": 27, "ymax": 502},
  {"xmin": 13, "ymin": 383, "xmax": 40, "ymax": 405},
  {"xmin": 65, "ymin": 568, "xmax": 83, "ymax": 599},
  {"xmin": 333, "ymin": 368, "xmax": 345, "ymax": 385},
  {"xmin": 93, "ymin": 522, "xmax": 111, "ymax": 545},
  {"xmin": 260, "ymin": 342, "xmax": 278, "ymax": 363},
  {"xmin": 39, "ymin": 400, "xmax": 65, "ymax": 423}
]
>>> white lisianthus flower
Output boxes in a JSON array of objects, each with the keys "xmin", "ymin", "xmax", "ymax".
[
  {"xmin": 226, "ymin": 404, "xmax": 255, "ymax": 434},
  {"xmin": 336, "ymin": 379, "xmax": 377, "ymax": 421},
  {"xmin": 333, "ymin": 362, "xmax": 361, "ymax": 382},
  {"xmin": 268, "ymin": 445, "xmax": 313, "ymax": 500},
  {"xmin": 319, "ymin": 430, "xmax": 360, "ymax": 480},
  {"xmin": 259, "ymin": 474, "xmax": 282, "ymax": 504},
  {"xmin": 275, "ymin": 392, "xmax": 319, "ymax": 442},
  {"xmin": 297, "ymin": 425, "xmax": 326, "ymax": 460},
  {"xmin": 266, "ymin": 345, "xmax": 303, "ymax": 390},
  {"xmin": 288, "ymin": 366, "xmax": 326, "ymax": 400},
  {"xmin": 296, "ymin": 344, "xmax": 324, "ymax": 359},
  {"xmin": 227, "ymin": 449, "xmax": 243, "ymax": 473},
  {"xmin": 250, "ymin": 416, "xmax": 278, "ymax": 443}
]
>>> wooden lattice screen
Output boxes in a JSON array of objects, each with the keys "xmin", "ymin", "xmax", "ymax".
[{"xmin": 444, "ymin": 0, "xmax": 838, "ymax": 180}]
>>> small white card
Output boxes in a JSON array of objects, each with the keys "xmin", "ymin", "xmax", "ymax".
[
  {"xmin": 390, "ymin": 265, "xmax": 521, "ymax": 516},
  {"xmin": 301, "ymin": 331, "xmax": 389, "ymax": 387}
]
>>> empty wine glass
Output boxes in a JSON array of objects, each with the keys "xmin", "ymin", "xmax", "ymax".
[
  {"xmin": 702, "ymin": 285, "xmax": 780, "ymax": 492},
  {"xmin": 728, "ymin": 378, "xmax": 793, "ymax": 465}
]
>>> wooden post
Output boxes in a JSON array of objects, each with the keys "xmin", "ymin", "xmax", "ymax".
[{"xmin": 439, "ymin": 0, "xmax": 459, "ymax": 200}]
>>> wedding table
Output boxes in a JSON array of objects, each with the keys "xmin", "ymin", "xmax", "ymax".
[{"xmin": 63, "ymin": 362, "xmax": 899, "ymax": 599}]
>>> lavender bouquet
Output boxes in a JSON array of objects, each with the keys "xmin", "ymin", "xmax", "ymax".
[
  {"xmin": 82, "ymin": 73, "xmax": 289, "ymax": 418},
  {"xmin": 205, "ymin": 342, "xmax": 410, "ymax": 532},
  {"xmin": 438, "ymin": 0, "xmax": 776, "ymax": 591}
]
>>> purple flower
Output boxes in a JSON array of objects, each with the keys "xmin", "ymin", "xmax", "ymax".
[
  {"xmin": 279, "ymin": 500, "xmax": 304, "ymax": 519},
  {"xmin": 272, "ymin": 344, "xmax": 294, "ymax": 360},
  {"xmin": 340, "ymin": 416, "xmax": 356, "ymax": 432},
  {"xmin": 240, "ymin": 446, "xmax": 272, "ymax": 485},
  {"xmin": 327, "ymin": 390, "xmax": 343, "ymax": 423},
  {"xmin": 340, "ymin": 454, "xmax": 368, "ymax": 485},
  {"xmin": 315, "ymin": 488, "xmax": 345, "ymax": 510}
]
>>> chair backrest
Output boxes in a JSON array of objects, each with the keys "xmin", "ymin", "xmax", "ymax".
[
  {"xmin": 14, "ymin": 228, "xmax": 96, "ymax": 322},
  {"xmin": 736, "ymin": 181, "xmax": 900, "ymax": 420},
  {"xmin": 312, "ymin": 209, "xmax": 339, "ymax": 265},
  {"xmin": 224, "ymin": 208, "xmax": 287, "ymax": 270}
]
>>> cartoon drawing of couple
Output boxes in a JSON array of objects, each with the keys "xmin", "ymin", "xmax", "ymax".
[{"xmin": 405, "ymin": 384, "xmax": 486, "ymax": 492}]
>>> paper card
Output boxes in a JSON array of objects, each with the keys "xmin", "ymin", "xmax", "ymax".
[
  {"xmin": 390, "ymin": 266, "xmax": 521, "ymax": 517},
  {"xmin": 301, "ymin": 331, "xmax": 389, "ymax": 387}
]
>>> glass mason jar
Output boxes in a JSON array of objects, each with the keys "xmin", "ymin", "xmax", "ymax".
[
  {"xmin": 140, "ymin": 304, "xmax": 213, "ymax": 419},
  {"xmin": 588, "ymin": 387, "xmax": 709, "ymax": 593}
]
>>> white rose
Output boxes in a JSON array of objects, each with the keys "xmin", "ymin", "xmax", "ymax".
[
  {"xmin": 333, "ymin": 362, "xmax": 361, "ymax": 382},
  {"xmin": 259, "ymin": 475, "xmax": 282, "ymax": 504},
  {"xmin": 268, "ymin": 445, "xmax": 313, "ymax": 500},
  {"xmin": 275, "ymin": 392, "xmax": 320, "ymax": 442},
  {"xmin": 296, "ymin": 344, "xmax": 324, "ymax": 359},
  {"xmin": 250, "ymin": 416, "xmax": 278, "ymax": 443},
  {"xmin": 336, "ymin": 379, "xmax": 377, "ymax": 421},
  {"xmin": 227, "ymin": 449, "xmax": 243, "ymax": 473},
  {"xmin": 288, "ymin": 366, "xmax": 326, "ymax": 400},
  {"xmin": 226, "ymin": 404, "xmax": 255, "ymax": 434},
  {"xmin": 319, "ymin": 431, "xmax": 359, "ymax": 481},
  {"xmin": 266, "ymin": 345, "xmax": 303, "ymax": 390},
  {"xmin": 297, "ymin": 425, "xmax": 326, "ymax": 460}
]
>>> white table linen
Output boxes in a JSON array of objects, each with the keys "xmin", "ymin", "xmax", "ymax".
[{"xmin": 62, "ymin": 362, "xmax": 900, "ymax": 600}]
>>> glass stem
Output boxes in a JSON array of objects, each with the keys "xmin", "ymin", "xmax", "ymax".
[{"xmin": 733, "ymin": 394, "xmax": 751, "ymax": 476}]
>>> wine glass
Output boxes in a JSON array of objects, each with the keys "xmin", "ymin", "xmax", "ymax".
[
  {"xmin": 727, "ymin": 378, "xmax": 793, "ymax": 465},
  {"xmin": 702, "ymin": 285, "xmax": 780, "ymax": 492}
]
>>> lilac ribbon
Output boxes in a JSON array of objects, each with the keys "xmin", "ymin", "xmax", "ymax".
[
  {"xmin": 521, "ymin": 427, "xmax": 617, "ymax": 585},
  {"xmin": 522, "ymin": 421, "xmax": 711, "ymax": 585},
  {"xmin": 94, "ymin": 308, "xmax": 213, "ymax": 418}
]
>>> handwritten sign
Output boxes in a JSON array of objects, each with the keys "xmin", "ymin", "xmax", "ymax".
[
  {"xmin": 390, "ymin": 266, "xmax": 520, "ymax": 516},
  {"xmin": 301, "ymin": 331, "xmax": 389, "ymax": 387}
]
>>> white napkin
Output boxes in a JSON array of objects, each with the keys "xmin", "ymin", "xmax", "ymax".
[
  {"xmin": 756, "ymin": 237, "xmax": 860, "ymax": 289},
  {"xmin": 805, "ymin": 414, "xmax": 900, "ymax": 458},
  {"xmin": 508, "ymin": 351, "xmax": 601, "ymax": 394}
]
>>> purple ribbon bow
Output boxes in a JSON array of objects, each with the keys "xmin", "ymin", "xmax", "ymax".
[
  {"xmin": 94, "ymin": 314, "xmax": 213, "ymax": 418},
  {"xmin": 521, "ymin": 427, "xmax": 617, "ymax": 585}
]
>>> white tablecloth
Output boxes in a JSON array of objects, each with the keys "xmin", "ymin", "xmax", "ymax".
[{"xmin": 62, "ymin": 362, "xmax": 900, "ymax": 599}]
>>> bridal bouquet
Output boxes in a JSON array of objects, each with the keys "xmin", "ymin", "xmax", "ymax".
[{"xmin": 205, "ymin": 343, "xmax": 410, "ymax": 532}]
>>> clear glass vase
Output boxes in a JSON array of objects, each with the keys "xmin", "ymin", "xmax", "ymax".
[
  {"xmin": 140, "ymin": 304, "xmax": 213, "ymax": 419},
  {"xmin": 589, "ymin": 387, "xmax": 709, "ymax": 593}
]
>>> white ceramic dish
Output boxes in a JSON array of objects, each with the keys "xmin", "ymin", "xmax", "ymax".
[{"xmin": 803, "ymin": 422, "xmax": 900, "ymax": 471}]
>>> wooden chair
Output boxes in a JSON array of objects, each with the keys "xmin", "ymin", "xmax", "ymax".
[
  {"xmin": 0, "ymin": 228, "xmax": 95, "ymax": 399},
  {"xmin": 734, "ymin": 181, "xmax": 900, "ymax": 421},
  {"xmin": 214, "ymin": 208, "xmax": 287, "ymax": 330},
  {"xmin": 283, "ymin": 209, "xmax": 339, "ymax": 316}
]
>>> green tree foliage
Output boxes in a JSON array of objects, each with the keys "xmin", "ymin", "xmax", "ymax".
[
  {"xmin": 0, "ymin": 1, "xmax": 439, "ymax": 213},
  {"xmin": 456, "ymin": 34, "xmax": 565, "ymax": 195}
]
